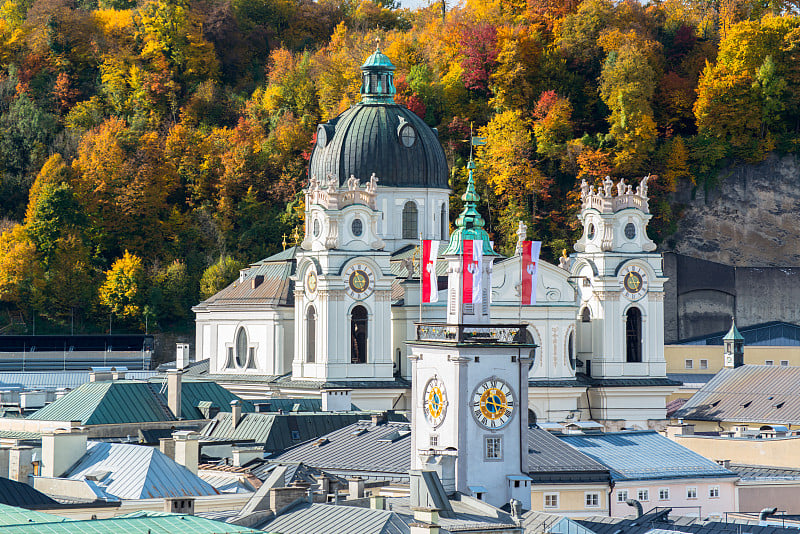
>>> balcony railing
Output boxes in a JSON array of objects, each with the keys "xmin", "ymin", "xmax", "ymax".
[{"xmin": 415, "ymin": 323, "xmax": 530, "ymax": 344}]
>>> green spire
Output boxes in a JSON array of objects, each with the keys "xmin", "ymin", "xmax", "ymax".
[
  {"xmin": 443, "ymin": 159, "xmax": 497, "ymax": 256},
  {"xmin": 723, "ymin": 317, "xmax": 744, "ymax": 342},
  {"xmin": 360, "ymin": 43, "xmax": 396, "ymax": 104}
]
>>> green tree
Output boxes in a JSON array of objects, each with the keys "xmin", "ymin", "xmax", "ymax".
[
  {"xmin": 199, "ymin": 255, "xmax": 244, "ymax": 300},
  {"xmin": 99, "ymin": 250, "xmax": 146, "ymax": 320}
]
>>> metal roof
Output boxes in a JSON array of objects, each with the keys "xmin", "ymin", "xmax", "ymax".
[
  {"xmin": 271, "ymin": 420, "xmax": 411, "ymax": 479},
  {"xmin": 201, "ymin": 412, "xmax": 362, "ymax": 452},
  {"xmin": 673, "ymin": 365, "xmax": 800, "ymax": 424},
  {"xmin": 64, "ymin": 442, "xmax": 220, "ymax": 500},
  {"xmin": 29, "ymin": 382, "xmax": 174, "ymax": 424},
  {"xmin": 0, "ymin": 479, "xmax": 58, "ymax": 508},
  {"xmin": 526, "ymin": 428, "xmax": 610, "ymax": 483},
  {"xmin": 729, "ymin": 463, "xmax": 800, "ymax": 480},
  {"xmin": 676, "ymin": 321, "xmax": 800, "ymax": 346},
  {"xmin": 194, "ymin": 255, "xmax": 295, "ymax": 310},
  {"xmin": 0, "ymin": 508, "xmax": 261, "ymax": 533},
  {"xmin": 260, "ymin": 502, "xmax": 409, "ymax": 534},
  {"xmin": 0, "ymin": 371, "xmax": 155, "ymax": 391},
  {"xmin": 152, "ymin": 379, "xmax": 255, "ymax": 420},
  {"xmin": 558, "ymin": 431, "xmax": 737, "ymax": 481}
]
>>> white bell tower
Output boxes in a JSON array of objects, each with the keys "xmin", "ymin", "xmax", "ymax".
[
  {"xmin": 293, "ymin": 174, "xmax": 394, "ymax": 382},
  {"xmin": 570, "ymin": 175, "xmax": 673, "ymax": 426},
  {"xmin": 408, "ymin": 168, "xmax": 535, "ymax": 509}
]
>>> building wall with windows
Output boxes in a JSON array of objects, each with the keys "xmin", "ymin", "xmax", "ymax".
[
  {"xmin": 530, "ymin": 484, "xmax": 610, "ymax": 518},
  {"xmin": 611, "ymin": 477, "xmax": 736, "ymax": 518},
  {"xmin": 666, "ymin": 345, "xmax": 800, "ymax": 375}
]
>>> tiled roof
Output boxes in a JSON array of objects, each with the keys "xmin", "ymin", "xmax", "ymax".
[
  {"xmin": 0, "ymin": 507, "xmax": 260, "ymax": 533},
  {"xmin": 201, "ymin": 412, "xmax": 362, "ymax": 453},
  {"xmin": 29, "ymin": 382, "xmax": 173, "ymax": 424},
  {"xmin": 728, "ymin": 463, "xmax": 800, "ymax": 480},
  {"xmin": 674, "ymin": 365, "xmax": 800, "ymax": 424},
  {"xmin": 64, "ymin": 442, "xmax": 220, "ymax": 500},
  {"xmin": 526, "ymin": 429, "xmax": 610, "ymax": 483},
  {"xmin": 271, "ymin": 420, "xmax": 411, "ymax": 479},
  {"xmin": 666, "ymin": 398, "xmax": 688, "ymax": 417},
  {"xmin": 194, "ymin": 253, "xmax": 295, "ymax": 310},
  {"xmin": 259, "ymin": 502, "xmax": 409, "ymax": 534},
  {"xmin": 558, "ymin": 431, "xmax": 737, "ymax": 481}
]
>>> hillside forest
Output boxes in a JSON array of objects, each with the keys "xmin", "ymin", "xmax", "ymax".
[{"xmin": 0, "ymin": 0, "xmax": 799, "ymax": 334}]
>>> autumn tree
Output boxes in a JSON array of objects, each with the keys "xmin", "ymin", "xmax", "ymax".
[
  {"xmin": 99, "ymin": 250, "xmax": 146, "ymax": 321},
  {"xmin": 200, "ymin": 255, "xmax": 245, "ymax": 300}
]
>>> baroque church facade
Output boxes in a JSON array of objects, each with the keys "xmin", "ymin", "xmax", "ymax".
[{"xmin": 193, "ymin": 48, "xmax": 677, "ymax": 429}]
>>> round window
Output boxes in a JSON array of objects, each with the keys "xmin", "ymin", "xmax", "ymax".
[
  {"xmin": 235, "ymin": 327, "xmax": 248, "ymax": 367},
  {"xmin": 352, "ymin": 218, "xmax": 363, "ymax": 237},
  {"xmin": 625, "ymin": 222, "xmax": 636, "ymax": 240},
  {"xmin": 313, "ymin": 219, "xmax": 321, "ymax": 237},
  {"xmin": 587, "ymin": 224, "xmax": 595, "ymax": 240},
  {"xmin": 399, "ymin": 124, "xmax": 416, "ymax": 148}
]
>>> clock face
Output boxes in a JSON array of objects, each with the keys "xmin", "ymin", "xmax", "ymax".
[
  {"xmin": 343, "ymin": 263, "xmax": 375, "ymax": 300},
  {"xmin": 471, "ymin": 378, "xmax": 515, "ymax": 430},
  {"xmin": 620, "ymin": 265, "xmax": 648, "ymax": 301},
  {"xmin": 423, "ymin": 377, "xmax": 447, "ymax": 428},
  {"xmin": 305, "ymin": 269, "xmax": 318, "ymax": 299}
]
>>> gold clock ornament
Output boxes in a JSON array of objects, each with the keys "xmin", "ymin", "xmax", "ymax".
[
  {"xmin": 305, "ymin": 269, "xmax": 318, "ymax": 299},
  {"xmin": 343, "ymin": 262, "xmax": 375, "ymax": 300},
  {"xmin": 422, "ymin": 377, "xmax": 447, "ymax": 428},
  {"xmin": 620, "ymin": 264, "xmax": 648, "ymax": 301},
  {"xmin": 471, "ymin": 378, "xmax": 515, "ymax": 430}
]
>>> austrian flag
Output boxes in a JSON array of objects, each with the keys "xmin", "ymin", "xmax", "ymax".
[
  {"xmin": 421, "ymin": 240, "xmax": 439, "ymax": 303},
  {"xmin": 462, "ymin": 239, "xmax": 483, "ymax": 304},
  {"xmin": 521, "ymin": 241, "xmax": 542, "ymax": 305}
]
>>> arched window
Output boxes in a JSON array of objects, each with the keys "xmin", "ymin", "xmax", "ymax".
[
  {"xmin": 306, "ymin": 306, "xmax": 316, "ymax": 363},
  {"xmin": 581, "ymin": 307, "xmax": 591, "ymax": 322},
  {"xmin": 568, "ymin": 331, "xmax": 575, "ymax": 370},
  {"xmin": 351, "ymin": 306, "xmax": 368, "ymax": 364},
  {"xmin": 440, "ymin": 203, "xmax": 448, "ymax": 239},
  {"xmin": 402, "ymin": 201, "xmax": 418, "ymax": 239},
  {"xmin": 528, "ymin": 409, "xmax": 537, "ymax": 427},
  {"xmin": 626, "ymin": 307, "xmax": 642, "ymax": 363},
  {"xmin": 235, "ymin": 327, "xmax": 248, "ymax": 368}
]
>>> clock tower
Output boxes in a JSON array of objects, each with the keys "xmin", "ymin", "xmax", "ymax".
[
  {"xmin": 408, "ymin": 170, "xmax": 536, "ymax": 509},
  {"xmin": 293, "ymin": 175, "xmax": 395, "ymax": 382}
]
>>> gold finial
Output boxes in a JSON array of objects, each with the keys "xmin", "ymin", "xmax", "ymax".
[
  {"xmin": 282, "ymin": 234, "xmax": 287, "ymax": 251},
  {"xmin": 561, "ymin": 248, "xmax": 568, "ymax": 260},
  {"xmin": 375, "ymin": 36, "xmax": 381, "ymax": 51},
  {"xmin": 291, "ymin": 227, "xmax": 301, "ymax": 246}
]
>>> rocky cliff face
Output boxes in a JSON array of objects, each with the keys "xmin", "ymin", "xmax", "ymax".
[{"xmin": 667, "ymin": 153, "xmax": 800, "ymax": 267}]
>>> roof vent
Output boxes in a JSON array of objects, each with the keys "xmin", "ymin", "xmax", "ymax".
[
  {"xmin": 710, "ymin": 400, "xmax": 720, "ymax": 407},
  {"xmin": 314, "ymin": 438, "xmax": 330, "ymax": 447},
  {"xmin": 251, "ymin": 275, "xmax": 264, "ymax": 289},
  {"xmin": 351, "ymin": 429, "xmax": 367, "ymax": 437},
  {"xmin": 773, "ymin": 402, "xmax": 785, "ymax": 409},
  {"xmin": 740, "ymin": 401, "xmax": 752, "ymax": 408}
]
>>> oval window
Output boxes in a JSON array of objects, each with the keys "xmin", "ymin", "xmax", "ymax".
[
  {"xmin": 317, "ymin": 125, "xmax": 328, "ymax": 148},
  {"xmin": 625, "ymin": 223, "xmax": 636, "ymax": 240},
  {"xmin": 235, "ymin": 327, "xmax": 248, "ymax": 368},
  {"xmin": 399, "ymin": 124, "xmax": 416, "ymax": 148},
  {"xmin": 352, "ymin": 218, "xmax": 363, "ymax": 237},
  {"xmin": 587, "ymin": 224, "xmax": 595, "ymax": 240},
  {"xmin": 313, "ymin": 219, "xmax": 321, "ymax": 237}
]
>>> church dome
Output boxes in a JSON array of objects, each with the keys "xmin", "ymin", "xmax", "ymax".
[{"xmin": 308, "ymin": 48, "xmax": 449, "ymax": 190}]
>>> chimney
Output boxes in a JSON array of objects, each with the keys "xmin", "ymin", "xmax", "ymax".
[
  {"xmin": 232, "ymin": 446, "xmax": 262, "ymax": 467},
  {"xmin": 665, "ymin": 423, "xmax": 694, "ymax": 439},
  {"xmin": 411, "ymin": 509, "xmax": 440, "ymax": 534},
  {"xmin": 370, "ymin": 495, "xmax": 386, "ymax": 510},
  {"xmin": 89, "ymin": 368, "xmax": 113, "ymax": 382},
  {"xmin": 9, "ymin": 446, "xmax": 33, "ymax": 484},
  {"xmin": 269, "ymin": 486, "xmax": 309, "ymax": 514},
  {"xmin": 176, "ymin": 344, "xmax": 190, "ymax": 371},
  {"xmin": 167, "ymin": 369, "xmax": 182, "ymax": 419},
  {"xmin": 164, "ymin": 497, "xmax": 195, "ymax": 515},
  {"xmin": 172, "ymin": 431, "xmax": 200, "ymax": 475},
  {"xmin": 322, "ymin": 389, "xmax": 352, "ymax": 412},
  {"xmin": 231, "ymin": 400, "xmax": 242, "ymax": 429},
  {"xmin": 318, "ymin": 474, "xmax": 330, "ymax": 495},
  {"xmin": 41, "ymin": 428, "xmax": 88, "ymax": 478},
  {"xmin": 111, "ymin": 367, "xmax": 126, "ymax": 380},
  {"xmin": 371, "ymin": 412, "xmax": 387, "ymax": 426},
  {"xmin": 0, "ymin": 448, "xmax": 9, "ymax": 478},
  {"xmin": 159, "ymin": 437, "xmax": 175, "ymax": 460},
  {"xmin": 348, "ymin": 477, "xmax": 365, "ymax": 499}
]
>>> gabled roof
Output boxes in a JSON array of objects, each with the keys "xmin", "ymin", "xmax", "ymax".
[
  {"xmin": 29, "ymin": 382, "xmax": 173, "ymax": 424},
  {"xmin": 0, "ymin": 477, "xmax": 59, "ymax": 507},
  {"xmin": 558, "ymin": 431, "xmax": 736, "ymax": 481},
  {"xmin": 259, "ymin": 502, "xmax": 409, "ymax": 534},
  {"xmin": 201, "ymin": 412, "xmax": 362, "ymax": 452},
  {"xmin": 153, "ymin": 379, "xmax": 254, "ymax": 420},
  {"xmin": 526, "ymin": 429, "xmax": 610, "ymax": 484},
  {"xmin": 270, "ymin": 420, "xmax": 411, "ymax": 479},
  {"xmin": 64, "ymin": 442, "xmax": 219, "ymax": 500},
  {"xmin": 673, "ymin": 365, "xmax": 800, "ymax": 424}
]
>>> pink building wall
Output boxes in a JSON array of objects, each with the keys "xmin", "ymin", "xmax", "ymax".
[{"xmin": 610, "ymin": 477, "xmax": 737, "ymax": 518}]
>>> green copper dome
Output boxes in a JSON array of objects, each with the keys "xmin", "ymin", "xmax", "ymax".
[
  {"xmin": 359, "ymin": 46, "xmax": 396, "ymax": 104},
  {"xmin": 362, "ymin": 48, "xmax": 396, "ymax": 70},
  {"xmin": 723, "ymin": 317, "xmax": 744, "ymax": 342},
  {"xmin": 443, "ymin": 160, "xmax": 497, "ymax": 256}
]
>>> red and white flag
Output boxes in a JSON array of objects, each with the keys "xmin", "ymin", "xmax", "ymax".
[
  {"xmin": 521, "ymin": 241, "xmax": 541, "ymax": 305},
  {"xmin": 463, "ymin": 239, "xmax": 483, "ymax": 304},
  {"xmin": 422, "ymin": 240, "xmax": 439, "ymax": 303}
]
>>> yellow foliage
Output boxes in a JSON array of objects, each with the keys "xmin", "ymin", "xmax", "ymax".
[
  {"xmin": 0, "ymin": 225, "xmax": 42, "ymax": 304},
  {"xmin": 92, "ymin": 8, "xmax": 135, "ymax": 42},
  {"xmin": 98, "ymin": 250, "xmax": 144, "ymax": 318}
]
